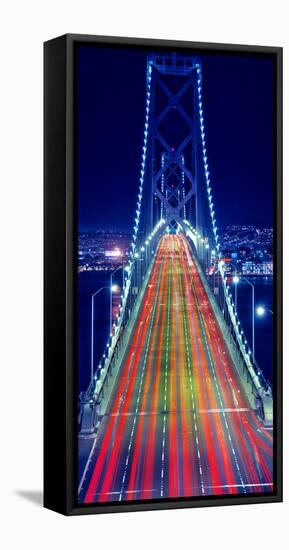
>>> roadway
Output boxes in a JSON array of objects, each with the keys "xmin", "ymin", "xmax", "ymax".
[{"xmin": 79, "ymin": 234, "xmax": 273, "ymax": 504}]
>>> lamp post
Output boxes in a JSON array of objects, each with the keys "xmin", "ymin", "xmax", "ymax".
[
  {"xmin": 205, "ymin": 243, "xmax": 209, "ymax": 271},
  {"xmin": 91, "ymin": 286, "xmax": 108, "ymax": 390},
  {"xmin": 145, "ymin": 240, "xmax": 149, "ymax": 270},
  {"xmin": 134, "ymin": 251, "xmax": 140, "ymax": 289},
  {"xmin": 123, "ymin": 264, "xmax": 130, "ymax": 287},
  {"xmin": 221, "ymin": 261, "xmax": 260, "ymax": 366},
  {"xmin": 140, "ymin": 246, "xmax": 145, "ymax": 281},
  {"xmin": 110, "ymin": 264, "xmax": 123, "ymax": 332},
  {"xmin": 232, "ymin": 274, "xmax": 240, "ymax": 310},
  {"xmin": 201, "ymin": 238, "xmax": 205, "ymax": 265},
  {"xmin": 91, "ymin": 284, "xmax": 118, "ymax": 389},
  {"xmin": 230, "ymin": 270, "xmax": 271, "ymax": 367},
  {"xmin": 109, "ymin": 282, "xmax": 119, "ymax": 334},
  {"xmin": 218, "ymin": 259, "xmax": 225, "ymax": 310},
  {"xmin": 227, "ymin": 260, "xmax": 241, "ymax": 310},
  {"xmin": 211, "ymin": 249, "xmax": 216, "ymax": 293},
  {"xmin": 242, "ymin": 277, "xmax": 255, "ymax": 365}
]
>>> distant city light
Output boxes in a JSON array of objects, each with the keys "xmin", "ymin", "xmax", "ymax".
[
  {"xmin": 256, "ymin": 306, "xmax": 265, "ymax": 316},
  {"xmin": 233, "ymin": 275, "xmax": 240, "ymax": 284},
  {"xmin": 105, "ymin": 247, "xmax": 122, "ymax": 258},
  {"xmin": 111, "ymin": 284, "xmax": 119, "ymax": 293}
]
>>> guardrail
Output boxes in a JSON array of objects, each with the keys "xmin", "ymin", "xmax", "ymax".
[{"xmin": 186, "ymin": 235, "xmax": 273, "ymax": 426}]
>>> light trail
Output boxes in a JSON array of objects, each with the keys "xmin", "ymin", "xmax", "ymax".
[{"xmin": 80, "ymin": 234, "xmax": 273, "ymax": 503}]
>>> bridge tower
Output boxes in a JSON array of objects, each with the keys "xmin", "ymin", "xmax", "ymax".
[{"xmin": 143, "ymin": 53, "xmax": 209, "ymax": 238}]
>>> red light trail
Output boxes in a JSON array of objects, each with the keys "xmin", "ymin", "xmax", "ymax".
[{"xmin": 80, "ymin": 234, "xmax": 273, "ymax": 503}]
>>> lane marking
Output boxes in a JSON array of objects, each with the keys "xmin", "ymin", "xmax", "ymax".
[
  {"xmin": 106, "ymin": 407, "xmax": 250, "ymax": 417},
  {"xmin": 190, "ymin": 263, "xmax": 247, "ymax": 493},
  {"xmin": 205, "ymin": 483, "xmax": 273, "ymax": 489},
  {"xmin": 160, "ymin": 240, "xmax": 172, "ymax": 497},
  {"xmin": 78, "ymin": 436, "xmax": 99, "ymax": 497},
  {"xmin": 180, "ymin": 257, "xmax": 205, "ymax": 495},
  {"xmin": 89, "ymin": 481, "xmax": 273, "ymax": 499},
  {"xmin": 119, "ymin": 245, "xmax": 166, "ymax": 501}
]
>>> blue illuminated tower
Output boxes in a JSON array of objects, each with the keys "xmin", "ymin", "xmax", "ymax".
[{"xmin": 143, "ymin": 54, "xmax": 204, "ymax": 237}]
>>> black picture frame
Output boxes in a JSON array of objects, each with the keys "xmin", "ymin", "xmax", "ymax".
[{"xmin": 44, "ymin": 34, "xmax": 283, "ymax": 516}]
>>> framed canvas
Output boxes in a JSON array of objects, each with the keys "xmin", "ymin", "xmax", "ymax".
[{"xmin": 44, "ymin": 34, "xmax": 283, "ymax": 515}]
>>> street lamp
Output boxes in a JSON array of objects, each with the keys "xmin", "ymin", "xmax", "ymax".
[
  {"xmin": 145, "ymin": 240, "xmax": 150, "ymax": 268},
  {"xmin": 110, "ymin": 282, "xmax": 119, "ymax": 334},
  {"xmin": 242, "ymin": 277, "xmax": 255, "ymax": 365},
  {"xmin": 110, "ymin": 263, "xmax": 125, "ymax": 332},
  {"xmin": 232, "ymin": 274, "xmax": 240, "ymax": 309},
  {"xmin": 133, "ymin": 251, "xmax": 143, "ymax": 289},
  {"xmin": 256, "ymin": 306, "xmax": 273, "ymax": 316},
  {"xmin": 123, "ymin": 264, "xmax": 130, "ymax": 287},
  {"xmin": 205, "ymin": 242, "xmax": 209, "ymax": 270},
  {"xmin": 91, "ymin": 284, "xmax": 118, "ymax": 389},
  {"xmin": 91, "ymin": 286, "xmax": 108, "ymax": 390},
  {"xmin": 216, "ymin": 259, "xmax": 226, "ymax": 310},
  {"xmin": 110, "ymin": 263, "xmax": 124, "ymax": 293},
  {"xmin": 230, "ymin": 272, "xmax": 272, "ymax": 367},
  {"xmin": 140, "ymin": 246, "xmax": 146, "ymax": 280},
  {"xmin": 228, "ymin": 263, "xmax": 255, "ymax": 362}
]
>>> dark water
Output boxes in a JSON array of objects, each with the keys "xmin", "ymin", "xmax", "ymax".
[{"xmin": 78, "ymin": 273, "xmax": 273, "ymax": 394}]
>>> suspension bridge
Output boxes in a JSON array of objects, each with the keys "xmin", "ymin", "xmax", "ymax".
[{"xmin": 78, "ymin": 54, "xmax": 273, "ymax": 504}]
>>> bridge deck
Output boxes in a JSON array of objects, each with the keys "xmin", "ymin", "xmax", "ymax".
[{"xmin": 79, "ymin": 234, "xmax": 273, "ymax": 503}]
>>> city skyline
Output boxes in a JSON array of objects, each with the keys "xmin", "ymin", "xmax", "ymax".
[{"xmin": 77, "ymin": 224, "xmax": 273, "ymax": 275}]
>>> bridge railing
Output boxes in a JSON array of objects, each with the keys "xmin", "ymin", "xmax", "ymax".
[{"xmin": 184, "ymin": 222, "xmax": 273, "ymax": 425}]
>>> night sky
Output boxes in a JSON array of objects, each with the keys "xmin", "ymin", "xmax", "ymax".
[{"xmin": 76, "ymin": 45, "xmax": 274, "ymax": 233}]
